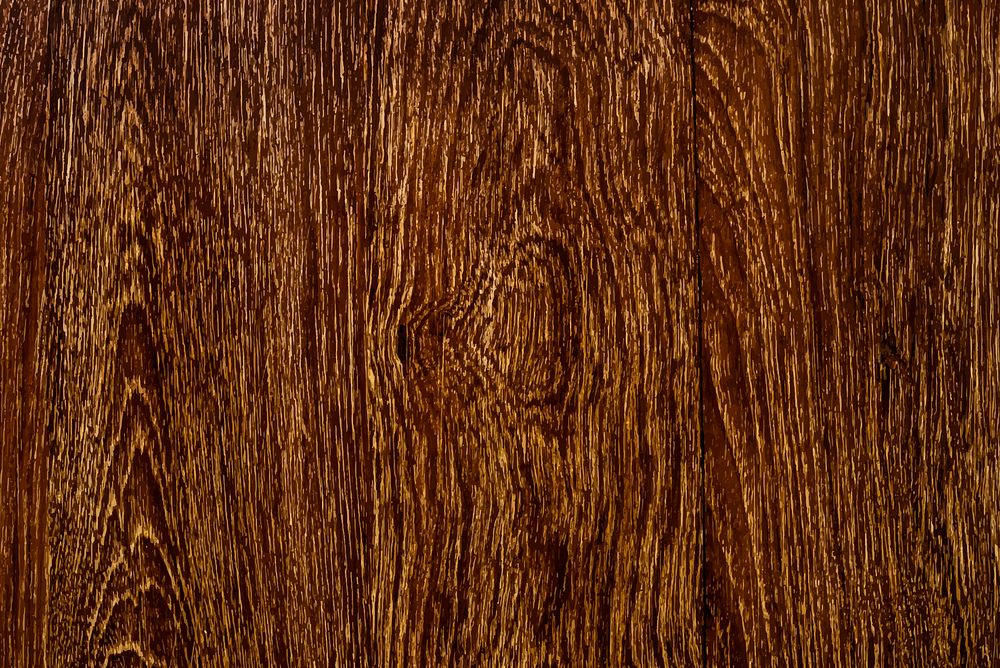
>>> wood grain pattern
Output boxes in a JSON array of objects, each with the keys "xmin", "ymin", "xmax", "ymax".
[
  {"xmin": 35, "ymin": 0, "xmax": 372, "ymax": 664},
  {"xmin": 366, "ymin": 0, "xmax": 700, "ymax": 664},
  {"xmin": 2, "ymin": 0, "xmax": 998, "ymax": 664},
  {"xmin": 1, "ymin": 0, "xmax": 49, "ymax": 663},
  {"xmin": 695, "ymin": 0, "xmax": 1000, "ymax": 663}
]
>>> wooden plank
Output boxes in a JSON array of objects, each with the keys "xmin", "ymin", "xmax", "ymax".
[
  {"xmin": 0, "ymin": 0, "xmax": 50, "ymax": 664},
  {"xmin": 366, "ymin": 0, "xmax": 701, "ymax": 663},
  {"xmin": 695, "ymin": 0, "xmax": 1000, "ymax": 663},
  {"xmin": 41, "ymin": 0, "xmax": 371, "ymax": 663}
]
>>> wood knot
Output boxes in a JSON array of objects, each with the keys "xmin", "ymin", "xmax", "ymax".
[
  {"xmin": 479, "ymin": 237, "xmax": 580, "ymax": 406},
  {"xmin": 879, "ymin": 333, "xmax": 910, "ymax": 382}
]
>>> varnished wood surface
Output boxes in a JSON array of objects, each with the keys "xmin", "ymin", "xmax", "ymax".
[
  {"xmin": 1, "ymin": 0, "xmax": 996, "ymax": 665},
  {"xmin": 696, "ymin": 0, "xmax": 999, "ymax": 664},
  {"xmin": 366, "ymin": 0, "xmax": 699, "ymax": 663}
]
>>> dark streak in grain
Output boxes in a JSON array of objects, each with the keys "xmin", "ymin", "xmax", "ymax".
[{"xmin": 2, "ymin": 0, "xmax": 995, "ymax": 664}]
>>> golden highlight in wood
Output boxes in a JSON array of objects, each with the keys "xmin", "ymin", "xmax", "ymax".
[{"xmin": 1, "ymin": 0, "xmax": 996, "ymax": 665}]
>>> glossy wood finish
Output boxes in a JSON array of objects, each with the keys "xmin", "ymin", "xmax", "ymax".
[{"xmin": 1, "ymin": 0, "xmax": 996, "ymax": 664}]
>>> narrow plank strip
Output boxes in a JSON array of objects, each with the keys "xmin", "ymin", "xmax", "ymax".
[{"xmin": 0, "ymin": 0, "xmax": 50, "ymax": 664}]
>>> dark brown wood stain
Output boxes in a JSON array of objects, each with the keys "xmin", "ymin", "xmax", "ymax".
[
  {"xmin": 1, "ymin": 0, "xmax": 996, "ymax": 665},
  {"xmin": 696, "ymin": 0, "xmax": 999, "ymax": 664}
]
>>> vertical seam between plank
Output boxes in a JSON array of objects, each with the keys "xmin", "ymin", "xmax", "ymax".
[
  {"xmin": 36, "ymin": 0, "xmax": 63, "ymax": 663},
  {"xmin": 685, "ymin": 0, "xmax": 707, "ymax": 665}
]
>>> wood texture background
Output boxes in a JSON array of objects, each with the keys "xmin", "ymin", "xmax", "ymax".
[{"xmin": 1, "ymin": 0, "xmax": 996, "ymax": 665}]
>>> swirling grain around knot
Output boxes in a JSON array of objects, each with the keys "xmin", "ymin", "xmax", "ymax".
[{"xmin": 462, "ymin": 237, "xmax": 581, "ymax": 410}]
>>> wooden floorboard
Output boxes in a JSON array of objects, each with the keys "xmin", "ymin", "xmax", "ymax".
[
  {"xmin": 366, "ymin": 0, "xmax": 700, "ymax": 663},
  {"xmin": 1, "ymin": 0, "xmax": 50, "ymax": 663},
  {"xmin": 37, "ymin": 0, "xmax": 373, "ymax": 663},
  {"xmin": 695, "ymin": 0, "xmax": 1000, "ymax": 664},
  {"xmin": 0, "ymin": 0, "xmax": 996, "ymax": 665}
]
